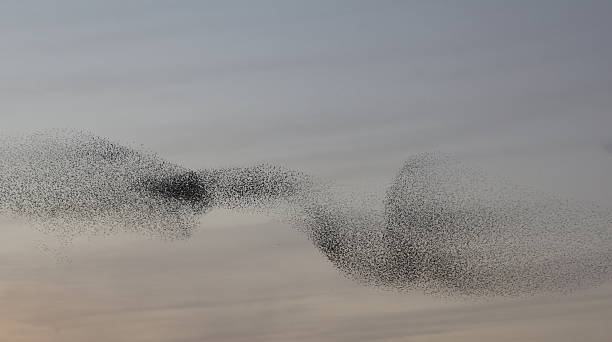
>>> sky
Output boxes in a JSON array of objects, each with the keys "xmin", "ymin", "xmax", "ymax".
[{"xmin": 1, "ymin": 1, "xmax": 612, "ymax": 341}]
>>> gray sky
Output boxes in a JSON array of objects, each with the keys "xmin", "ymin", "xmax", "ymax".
[{"xmin": 1, "ymin": 1, "xmax": 612, "ymax": 341}]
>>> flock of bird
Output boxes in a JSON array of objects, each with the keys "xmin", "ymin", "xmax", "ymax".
[{"xmin": 1, "ymin": 131, "xmax": 611, "ymax": 297}]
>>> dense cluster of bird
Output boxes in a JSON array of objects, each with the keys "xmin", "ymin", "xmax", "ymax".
[{"xmin": 1, "ymin": 131, "xmax": 611, "ymax": 297}]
